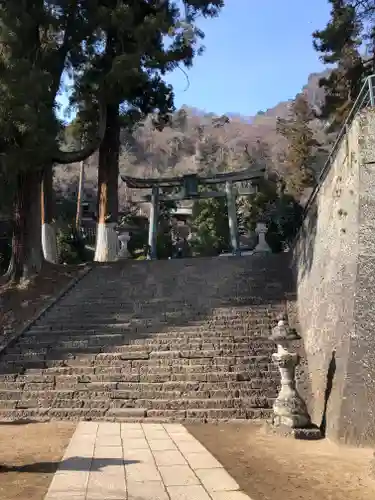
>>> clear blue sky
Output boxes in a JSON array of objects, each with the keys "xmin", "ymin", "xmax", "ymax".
[
  {"xmin": 58, "ymin": 0, "xmax": 332, "ymax": 119},
  {"xmin": 166, "ymin": 0, "xmax": 331, "ymax": 116}
]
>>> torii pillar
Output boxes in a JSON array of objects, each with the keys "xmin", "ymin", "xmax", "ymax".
[{"xmin": 225, "ymin": 180, "xmax": 240, "ymax": 256}]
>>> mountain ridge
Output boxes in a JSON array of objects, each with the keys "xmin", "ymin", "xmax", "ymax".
[{"xmin": 55, "ymin": 69, "xmax": 331, "ymax": 207}]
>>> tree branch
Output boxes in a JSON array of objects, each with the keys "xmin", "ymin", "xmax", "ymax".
[{"xmin": 52, "ymin": 100, "xmax": 107, "ymax": 164}]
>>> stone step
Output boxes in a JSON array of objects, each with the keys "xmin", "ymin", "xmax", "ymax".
[
  {"xmin": 0, "ymin": 356, "xmax": 277, "ymax": 373},
  {"xmin": 0, "ymin": 373, "xmax": 278, "ymax": 391},
  {"xmin": 28, "ymin": 322, "xmax": 276, "ymax": 334},
  {"xmin": 0, "ymin": 386, "xmax": 278, "ymax": 402},
  {"xmin": 0, "ymin": 378, "xmax": 277, "ymax": 394},
  {"xmin": 34, "ymin": 310, "xmax": 282, "ymax": 321},
  {"xmin": 3, "ymin": 396, "xmax": 274, "ymax": 411},
  {"xmin": 20, "ymin": 332, "xmax": 274, "ymax": 343},
  {"xmin": 0, "ymin": 349, "xmax": 273, "ymax": 363},
  {"xmin": 0, "ymin": 373, "xmax": 278, "ymax": 390},
  {"xmin": 11, "ymin": 340, "xmax": 276, "ymax": 353},
  {"xmin": 5, "ymin": 342, "xmax": 274, "ymax": 355},
  {"xmin": 0, "ymin": 358, "xmax": 276, "ymax": 376},
  {"xmin": 0, "ymin": 407, "xmax": 273, "ymax": 422},
  {"xmin": 48, "ymin": 304, "xmax": 284, "ymax": 314}
]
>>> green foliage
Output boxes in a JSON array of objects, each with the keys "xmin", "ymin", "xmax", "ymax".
[
  {"xmin": 238, "ymin": 178, "xmax": 303, "ymax": 252},
  {"xmin": 72, "ymin": 1, "xmax": 224, "ymax": 134},
  {"xmin": 55, "ymin": 197, "xmax": 77, "ymax": 224},
  {"xmin": 191, "ymin": 195, "xmax": 230, "ymax": 256},
  {"xmin": 127, "ymin": 230, "xmax": 148, "ymax": 258},
  {"xmin": 56, "ymin": 226, "xmax": 87, "ymax": 265},
  {"xmin": 276, "ymin": 95, "xmax": 318, "ymax": 195},
  {"xmin": 312, "ymin": 0, "xmax": 369, "ymax": 128},
  {"xmin": 156, "ymin": 231, "xmax": 174, "ymax": 259}
]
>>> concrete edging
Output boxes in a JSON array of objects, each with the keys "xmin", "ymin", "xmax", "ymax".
[{"xmin": 0, "ymin": 265, "xmax": 93, "ymax": 356}]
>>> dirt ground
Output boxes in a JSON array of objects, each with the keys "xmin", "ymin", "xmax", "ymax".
[
  {"xmin": 0, "ymin": 422, "xmax": 75, "ymax": 500},
  {"xmin": 187, "ymin": 423, "xmax": 375, "ymax": 500},
  {"xmin": 0, "ymin": 263, "xmax": 89, "ymax": 346}
]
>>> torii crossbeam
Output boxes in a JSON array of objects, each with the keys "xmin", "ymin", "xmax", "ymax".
[{"xmin": 121, "ymin": 167, "xmax": 265, "ymax": 259}]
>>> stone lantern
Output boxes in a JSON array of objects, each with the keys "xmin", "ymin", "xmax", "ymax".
[
  {"xmin": 253, "ymin": 222, "xmax": 271, "ymax": 253},
  {"xmin": 268, "ymin": 314, "xmax": 321, "ymax": 439},
  {"xmin": 116, "ymin": 230, "xmax": 131, "ymax": 259}
]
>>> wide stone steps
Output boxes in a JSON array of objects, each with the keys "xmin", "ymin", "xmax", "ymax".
[{"xmin": 0, "ymin": 255, "xmax": 292, "ymax": 422}]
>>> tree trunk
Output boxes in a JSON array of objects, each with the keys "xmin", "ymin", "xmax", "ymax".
[
  {"xmin": 6, "ymin": 169, "xmax": 44, "ymax": 283},
  {"xmin": 41, "ymin": 165, "xmax": 58, "ymax": 264},
  {"xmin": 94, "ymin": 103, "xmax": 120, "ymax": 262}
]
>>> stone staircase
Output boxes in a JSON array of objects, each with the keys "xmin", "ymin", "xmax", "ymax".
[{"xmin": 0, "ymin": 254, "xmax": 293, "ymax": 422}]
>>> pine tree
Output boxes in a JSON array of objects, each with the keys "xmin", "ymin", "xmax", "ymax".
[
  {"xmin": 276, "ymin": 95, "xmax": 319, "ymax": 196},
  {"xmin": 70, "ymin": 0, "xmax": 224, "ymax": 262},
  {"xmin": 312, "ymin": 0, "xmax": 366, "ymax": 128},
  {"xmin": 0, "ymin": 1, "xmax": 224, "ymax": 278},
  {"xmin": 191, "ymin": 194, "xmax": 230, "ymax": 256},
  {"xmin": 0, "ymin": 2, "xmax": 106, "ymax": 282}
]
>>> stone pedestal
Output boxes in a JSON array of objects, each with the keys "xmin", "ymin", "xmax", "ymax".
[
  {"xmin": 268, "ymin": 315, "xmax": 321, "ymax": 439},
  {"xmin": 271, "ymin": 343, "xmax": 311, "ymax": 428},
  {"xmin": 254, "ymin": 222, "xmax": 271, "ymax": 253}
]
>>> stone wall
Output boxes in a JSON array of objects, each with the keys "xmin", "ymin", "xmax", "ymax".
[{"xmin": 292, "ymin": 108, "xmax": 375, "ymax": 447}]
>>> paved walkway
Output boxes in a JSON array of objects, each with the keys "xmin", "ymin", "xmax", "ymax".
[{"xmin": 44, "ymin": 422, "xmax": 252, "ymax": 500}]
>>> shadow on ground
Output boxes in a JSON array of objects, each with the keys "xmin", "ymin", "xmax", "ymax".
[{"xmin": 0, "ymin": 456, "xmax": 139, "ymax": 473}]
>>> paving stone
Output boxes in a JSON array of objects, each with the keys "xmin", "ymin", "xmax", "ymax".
[
  {"xmin": 120, "ymin": 428, "xmax": 144, "ymax": 439},
  {"xmin": 169, "ymin": 432, "xmax": 197, "ymax": 442},
  {"xmin": 167, "ymin": 485, "xmax": 212, "ymax": 500},
  {"xmin": 126, "ymin": 463, "xmax": 162, "ymax": 482},
  {"xmin": 45, "ymin": 492, "xmax": 86, "ymax": 500},
  {"xmin": 121, "ymin": 423, "xmax": 142, "ymax": 430},
  {"xmin": 143, "ymin": 428, "xmax": 170, "ymax": 440},
  {"xmin": 210, "ymin": 492, "xmax": 253, "ymax": 500},
  {"xmin": 76, "ymin": 421, "xmax": 99, "ymax": 435},
  {"xmin": 57, "ymin": 457, "xmax": 92, "ymax": 473},
  {"xmin": 122, "ymin": 438, "xmax": 150, "ymax": 450},
  {"xmin": 183, "ymin": 451, "xmax": 222, "ymax": 469},
  {"xmin": 175, "ymin": 440, "xmax": 207, "ymax": 454},
  {"xmin": 195, "ymin": 467, "xmax": 239, "ymax": 492},
  {"xmin": 163, "ymin": 423, "xmax": 186, "ymax": 433},
  {"xmin": 153, "ymin": 450, "xmax": 187, "ymax": 466},
  {"xmin": 96, "ymin": 435, "xmax": 122, "ymax": 447},
  {"xmin": 123, "ymin": 448, "xmax": 154, "ymax": 464},
  {"xmin": 86, "ymin": 471, "xmax": 126, "ymax": 500},
  {"xmin": 158, "ymin": 465, "xmax": 200, "ymax": 486},
  {"xmin": 148, "ymin": 439, "xmax": 177, "ymax": 451},
  {"xmin": 93, "ymin": 446, "xmax": 123, "ymax": 460},
  {"xmin": 127, "ymin": 481, "xmax": 169, "ymax": 500}
]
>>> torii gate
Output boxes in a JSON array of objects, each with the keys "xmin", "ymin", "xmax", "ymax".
[{"xmin": 121, "ymin": 167, "xmax": 265, "ymax": 259}]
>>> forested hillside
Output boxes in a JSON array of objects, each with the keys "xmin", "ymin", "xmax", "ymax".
[{"xmin": 55, "ymin": 70, "xmax": 333, "ymax": 207}]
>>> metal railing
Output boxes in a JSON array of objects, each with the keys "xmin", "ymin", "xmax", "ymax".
[{"xmin": 304, "ymin": 74, "xmax": 375, "ymax": 214}]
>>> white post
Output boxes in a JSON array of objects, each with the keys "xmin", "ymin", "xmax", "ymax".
[{"xmin": 148, "ymin": 186, "xmax": 159, "ymax": 259}]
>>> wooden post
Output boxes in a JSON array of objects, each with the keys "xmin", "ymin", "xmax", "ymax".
[{"xmin": 75, "ymin": 160, "xmax": 85, "ymax": 231}]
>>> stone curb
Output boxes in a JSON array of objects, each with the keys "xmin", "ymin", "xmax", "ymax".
[{"xmin": 0, "ymin": 265, "xmax": 93, "ymax": 356}]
